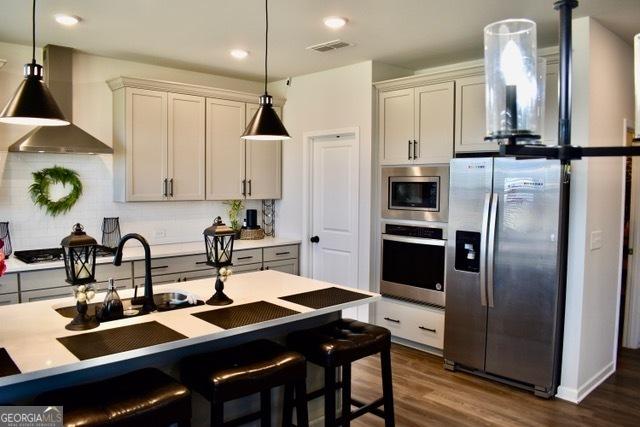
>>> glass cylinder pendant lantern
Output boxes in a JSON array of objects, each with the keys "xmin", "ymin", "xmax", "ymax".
[
  {"xmin": 484, "ymin": 19, "xmax": 543, "ymax": 144},
  {"xmin": 203, "ymin": 217, "xmax": 235, "ymax": 305},
  {"xmin": 635, "ymin": 33, "xmax": 639, "ymax": 141},
  {"xmin": 61, "ymin": 223, "xmax": 98, "ymax": 285}
]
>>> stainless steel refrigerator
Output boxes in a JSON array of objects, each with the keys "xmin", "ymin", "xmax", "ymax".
[{"xmin": 444, "ymin": 157, "xmax": 565, "ymax": 398}]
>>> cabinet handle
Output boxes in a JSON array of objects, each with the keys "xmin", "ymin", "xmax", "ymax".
[
  {"xmin": 275, "ymin": 251, "xmax": 290, "ymax": 256},
  {"xmin": 242, "ymin": 179, "xmax": 246, "ymax": 197},
  {"xmin": 151, "ymin": 265, "xmax": 169, "ymax": 270},
  {"xmin": 408, "ymin": 140, "xmax": 412, "ymax": 160},
  {"xmin": 169, "ymin": 178, "xmax": 174, "ymax": 197},
  {"xmin": 383, "ymin": 317, "xmax": 400, "ymax": 323},
  {"xmin": 195, "ymin": 261, "xmax": 208, "ymax": 265},
  {"xmin": 248, "ymin": 179, "xmax": 252, "ymax": 196},
  {"xmin": 419, "ymin": 326, "xmax": 436, "ymax": 333},
  {"xmin": 163, "ymin": 178, "xmax": 168, "ymax": 197},
  {"xmin": 237, "ymin": 256, "xmax": 253, "ymax": 260},
  {"xmin": 265, "ymin": 266, "xmax": 270, "ymax": 270},
  {"xmin": 413, "ymin": 140, "xmax": 418, "ymax": 159}
]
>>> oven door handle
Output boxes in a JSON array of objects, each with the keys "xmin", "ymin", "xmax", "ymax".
[{"xmin": 382, "ymin": 234, "xmax": 446, "ymax": 247}]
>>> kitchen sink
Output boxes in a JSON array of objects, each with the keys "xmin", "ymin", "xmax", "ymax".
[{"xmin": 54, "ymin": 291, "xmax": 204, "ymax": 321}]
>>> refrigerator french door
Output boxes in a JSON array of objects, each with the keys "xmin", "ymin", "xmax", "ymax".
[{"xmin": 444, "ymin": 157, "xmax": 564, "ymax": 398}]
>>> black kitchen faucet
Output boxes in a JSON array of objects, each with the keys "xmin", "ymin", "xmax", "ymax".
[{"xmin": 113, "ymin": 233, "xmax": 156, "ymax": 313}]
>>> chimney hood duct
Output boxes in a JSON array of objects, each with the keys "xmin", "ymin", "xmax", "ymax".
[{"xmin": 8, "ymin": 45, "xmax": 113, "ymax": 154}]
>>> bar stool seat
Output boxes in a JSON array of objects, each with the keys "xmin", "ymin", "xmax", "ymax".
[
  {"xmin": 288, "ymin": 319, "xmax": 395, "ymax": 427},
  {"xmin": 35, "ymin": 368, "xmax": 191, "ymax": 427},
  {"xmin": 181, "ymin": 340, "xmax": 308, "ymax": 427}
]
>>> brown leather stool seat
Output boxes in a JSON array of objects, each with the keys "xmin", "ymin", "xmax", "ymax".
[
  {"xmin": 287, "ymin": 318, "xmax": 395, "ymax": 427},
  {"xmin": 35, "ymin": 368, "xmax": 191, "ymax": 427},
  {"xmin": 181, "ymin": 339, "xmax": 308, "ymax": 427}
]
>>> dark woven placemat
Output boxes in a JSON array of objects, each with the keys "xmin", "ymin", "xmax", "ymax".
[
  {"xmin": 192, "ymin": 301, "xmax": 299, "ymax": 329},
  {"xmin": 57, "ymin": 321, "xmax": 186, "ymax": 361},
  {"xmin": 279, "ymin": 287, "xmax": 371, "ymax": 309},
  {"xmin": 0, "ymin": 348, "xmax": 20, "ymax": 377}
]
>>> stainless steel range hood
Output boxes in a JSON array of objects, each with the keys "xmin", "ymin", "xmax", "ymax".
[{"xmin": 8, "ymin": 45, "xmax": 113, "ymax": 154}]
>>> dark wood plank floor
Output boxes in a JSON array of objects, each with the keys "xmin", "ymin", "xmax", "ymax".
[{"xmin": 351, "ymin": 343, "xmax": 640, "ymax": 426}]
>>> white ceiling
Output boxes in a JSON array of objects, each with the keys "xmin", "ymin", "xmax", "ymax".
[{"xmin": 0, "ymin": 0, "xmax": 638, "ymax": 82}]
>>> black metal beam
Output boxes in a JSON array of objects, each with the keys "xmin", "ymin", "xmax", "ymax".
[{"xmin": 500, "ymin": 144, "xmax": 640, "ymax": 160}]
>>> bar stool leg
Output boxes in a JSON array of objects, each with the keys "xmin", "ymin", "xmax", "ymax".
[
  {"xmin": 341, "ymin": 364, "xmax": 351, "ymax": 427},
  {"xmin": 324, "ymin": 367, "xmax": 337, "ymax": 427},
  {"xmin": 260, "ymin": 389, "xmax": 271, "ymax": 427},
  {"xmin": 380, "ymin": 345, "xmax": 395, "ymax": 427},
  {"xmin": 295, "ymin": 379, "xmax": 309, "ymax": 427},
  {"xmin": 211, "ymin": 396, "xmax": 224, "ymax": 427},
  {"xmin": 283, "ymin": 383, "xmax": 294, "ymax": 427}
]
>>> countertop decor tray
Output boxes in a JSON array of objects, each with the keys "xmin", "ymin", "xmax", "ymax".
[
  {"xmin": 279, "ymin": 287, "xmax": 370, "ymax": 309},
  {"xmin": 0, "ymin": 348, "xmax": 20, "ymax": 377},
  {"xmin": 57, "ymin": 321, "xmax": 187, "ymax": 360},
  {"xmin": 192, "ymin": 301, "xmax": 299, "ymax": 329}
]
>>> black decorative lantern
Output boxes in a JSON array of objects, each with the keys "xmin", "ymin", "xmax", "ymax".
[
  {"xmin": 203, "ymin": 217, "xmax": 235, "ymax": 305},
  {"xmin": 61, "ymin": 223, "xmax": 99, "ymax": 330},
  {"xmin": 61, "ymin": 223, "xmax": 98, "ymax": 285}
]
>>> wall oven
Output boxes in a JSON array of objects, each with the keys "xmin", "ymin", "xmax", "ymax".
[
  {"xmin": 381, "ymin": 166, "xmax": 449, "ymax": 222},
  {"xmin": 381, "ymin": 223, "xmax": 446, "ymax": 307}
]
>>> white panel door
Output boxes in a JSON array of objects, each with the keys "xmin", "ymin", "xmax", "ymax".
[
  {"xmin": 245, "ymin": 104, "xmax": 282, "ymax": 199},
  {"xmin": 415, "ymin": 82, "xmax": 455, "ymax": 163},
  {"xmin": 379, "ymin": 88, "xmax": 414, "ymax": 165},
  {"xmin": 311, "ymin": 133, "xmax": 359, "ymax": 317},
  {"xmin": 168, "ymin": 93, "xmax": 205, "ymax": 200},
  {"xmin": 454, "ymin": 75, "xmax": 499, "ymax": 153},
  {"xmin": 126, "ymin": 88, "xmax": 168, "ymax": 201},
  {"xmin": 205, "ymin": 98, "xmax": 246, "ymax": 200}
]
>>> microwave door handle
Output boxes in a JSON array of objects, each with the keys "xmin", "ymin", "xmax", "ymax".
[
  {"xmin": 479, "ymin": 193, "xmax": 491, "ymax": 307},
  {"xmin": 487, "ymin": 192, "xmax": 498, "ymax": 308}
]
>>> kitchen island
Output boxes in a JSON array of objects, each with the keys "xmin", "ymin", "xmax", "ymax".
[{"xmin": 0, "ymin": 270, "xmax": 379, "ymax": 423}]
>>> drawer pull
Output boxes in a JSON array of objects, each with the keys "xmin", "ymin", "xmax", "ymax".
[
  {"xmin": 275, "ymin": 251, "xmax": 291, "ymax": 256},
  {"xmin": 419, "ymin": 326, "xmax": 437, "ymax": 333},
  {"xmin": 237, "ymin": 256, "xmax": 253, "ymax": 260},
  {"xmin": 151, "ymin": 265, "xmax": 169, "ymax": 270},
  {"xmin": 195, "ymin": 261, "xmax": 208, "ymax": 265},
  {"xmin": 383, "ymin": 317, "xmax": 400, "ymax": 323}
]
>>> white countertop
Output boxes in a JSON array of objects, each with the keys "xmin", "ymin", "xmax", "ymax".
[
  {"xmin": 0, "ymin": 270, "xmax": 378, "ymax": 388},
  {"xmin": 4, "ymin": 237, "xmax": 302, "ymax": 274}
]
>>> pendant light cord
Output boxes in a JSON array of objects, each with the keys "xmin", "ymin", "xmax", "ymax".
[
  {"xmin": 31, "ymin": 0, "xmax": 36, "ymax": 63},
  {"xmin": 264, "ymin": 0, "xmax": 268, "ymax": 94}
]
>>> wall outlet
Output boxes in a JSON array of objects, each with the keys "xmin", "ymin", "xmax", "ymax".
[
  {"xmin": 153, "ymin": 229, "xmax": 167, "ymax": 239},
  {"xmin": 590, "ymin": 230, "xmax": 603, "ymax": 251}
]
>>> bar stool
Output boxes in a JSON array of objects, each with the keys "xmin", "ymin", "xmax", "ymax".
[
  {"xmin": 287, "ymin": 318, "xmax": 395, "ymax": 427},
  {"xmin": 180, "ymin": 339, "xmax": 309, "ymax": 427},
  {"xmin": 35, "ymin": 368, "xmax": 191, "ymax": 427}
]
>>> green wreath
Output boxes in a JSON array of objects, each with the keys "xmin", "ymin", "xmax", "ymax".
[{"xmin": 29, "ymin": 166, "xmax": 83, "ymax": 217}]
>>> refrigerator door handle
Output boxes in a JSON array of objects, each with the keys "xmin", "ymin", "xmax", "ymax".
[
  {"xmin": 479, "ymin": 193, "xmax": 491, "ymax": 307},
  {"xmin": 487, "ymin": 192, "xmax": 499, "ymax": 308}
]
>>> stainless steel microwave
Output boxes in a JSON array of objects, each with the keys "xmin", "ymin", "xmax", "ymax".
[{"xmin": 381, "ymin": 166, "xmax": 449, "ymax": 222}]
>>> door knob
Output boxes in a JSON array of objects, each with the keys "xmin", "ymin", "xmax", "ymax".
[{"xmin": 310, "ymin": 236, "xmax": 320, "ymax": 243}]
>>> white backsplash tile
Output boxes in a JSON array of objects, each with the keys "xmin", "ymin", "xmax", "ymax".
[{"xmin": 0, "ymin": 152, "xmax": 261, "ymax": 250}]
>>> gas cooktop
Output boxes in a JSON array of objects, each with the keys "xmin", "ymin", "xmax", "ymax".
[{"xmin": 14, "ymin": 246, "xmax": 117, "ymax": 264}]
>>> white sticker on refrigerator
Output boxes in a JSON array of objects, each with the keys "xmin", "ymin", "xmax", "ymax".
[{"xmin": 503, "ymin": 178, "xmax": 543, "ymax": 232}]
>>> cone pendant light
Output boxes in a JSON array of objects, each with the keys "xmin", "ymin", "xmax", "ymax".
[
  {"xmin": 241, "ymin": 0, "xmax": 290, "ymax": 140},
  {"xmin": 0, "ymin": 0, "xmax": 69, "ymax": 126}
]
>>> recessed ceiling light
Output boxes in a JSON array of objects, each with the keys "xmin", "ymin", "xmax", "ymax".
[
  {"xmin": 323, "ymin": 16, "xmax": 348, "ymax": 29},
  {"xmin": 54, "ymin": 14, "xmax": 80, "ymax": 27},
  {"xmin": 230, "ymin": 49, "xmax": 249, "ymax": 60}
]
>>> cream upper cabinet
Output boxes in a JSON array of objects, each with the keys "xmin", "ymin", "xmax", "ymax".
[
  {"xmin": 168, "ymin": 93, "xmax": 205, "ymax": 200},
  {"xmin": 244, "ymin": 104, "xmax": 282, "ymax": 200},
  {"xmin": 415, "ymin": 82, "xmax": 454, "ymax": 163},
  {"xmin": 205, "ymin": 98, "xmax": 246, "ymax": 200},
  {"xmin": 542, "ymin": 62, "xmax": 559, "ymax": 145},
  {"xmin": 379, "ymin": 88, "xmax": 414, "ymax": 165},
  {"xmin": 454, "ymin": 75, "xmax": 498, "ymax": 153}
]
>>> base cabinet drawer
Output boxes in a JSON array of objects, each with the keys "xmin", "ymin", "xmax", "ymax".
[
  {"xmin": 264, "ymin": 259, "xmax": 298, "ymax": 275},
  {"xmin": 0, "ymin": 274, "xmax": 18, "ymax": 294},
  {"xmin": 263, "ymin": 245, "xmax": 299, "ymax": 262},
  {"xmin": 21, "ymin": 263, "xmax": 132, "ymax": 291},
  {"xmin": 134, "ymin": 272, "xmax": 183, "ymax": 286},
  {"xmin": 21, "ymin": 287, "xmax": 74, "ymax": 303},
  {"xmin": 0, "ymin": 293, "xmax": 18, "ymax": 306},
  {"xmin": 232, "ymin": 263, "xmax": 263, "ymax": 275},
  {"xmin": 375, "ymin": 297, "xmax": 444, "ymax": 349},
  {"xmin": 234, "ymin": 249, "xmax": 262, "ymax": 266},
  {"xmin": 133, "ymin": 253, "xmax": 209, "ymax": 278}
]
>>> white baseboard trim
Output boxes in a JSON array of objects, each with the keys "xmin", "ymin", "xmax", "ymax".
[
  {"xmin": 391, "ymin": 336, "xmax": 443, "ymax": 357},
  {"xmin": 556, "ymin": 361, "xmax": 615, "ymax": 404}
]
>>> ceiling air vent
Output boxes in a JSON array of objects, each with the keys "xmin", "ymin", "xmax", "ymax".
[{"xmin": 306, "ymin": 39, "xmax": 352, "ymax": 52}]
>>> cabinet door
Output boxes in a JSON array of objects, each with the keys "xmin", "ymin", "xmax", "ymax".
[
  {"xmin": 0, "ymin": 293, "xmax": 18, "ymax": 306},
  {"xmin": 264, "ymin": 259, "xmax": 299, "ymax": 275},
  {"xmin": 542, "ymin": 62, "xmax": 559, "ymax": 146},
  {"xmin": 415, "ymin": 82, "xmax": 454, "ymax": 163},
  {"xmin": 454, "ymin": 75, "xmax": 498, "ymax": 153},
  {"xmin": 379, "ymin": 88, "xmax": 414, "ymax": 165},
  {"xmin": 245, "ymin": 104, "xmax": 282, "ymax": 200},
  {"xmin": 126, "ymin": 88, "xmax": 168, "ymax": 201},
  {"xmin": 205, "ymin": 98, "xmax": 246, "ymax": 200},
  {"xmin": 168, "ymin": 93, "xmax": 205, "ymax": 200},
  {"xmin": 22, "ymin": 287, "xmax": 73, "ymax": 303}
]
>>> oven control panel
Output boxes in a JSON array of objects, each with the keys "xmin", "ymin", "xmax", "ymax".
[{"xmin": 384, "ymin": 224, "xmax": 443, "ymax": 240}]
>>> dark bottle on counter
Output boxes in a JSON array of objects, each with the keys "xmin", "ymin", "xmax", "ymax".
[{"xmin": 98, "ymin": 278, "xmax": 124, "ymax": 320}]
